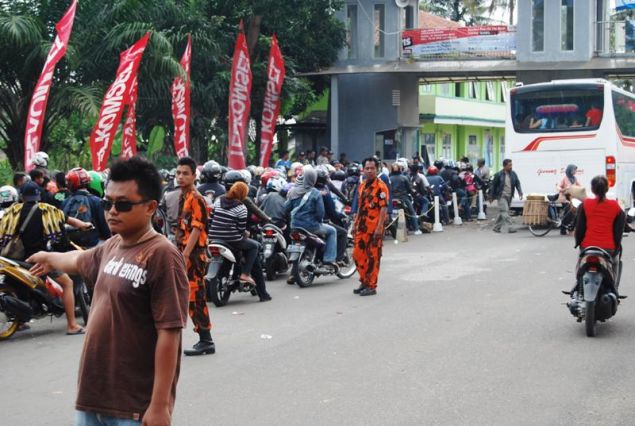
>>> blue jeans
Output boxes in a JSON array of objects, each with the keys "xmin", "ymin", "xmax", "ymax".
[
  {"xmin": 75, "ymin": 411, "xmax": 141, "ymax": 426},
  {"xmin": 317, "ymin": 223, "xmax": 337, "ymax": 263}
]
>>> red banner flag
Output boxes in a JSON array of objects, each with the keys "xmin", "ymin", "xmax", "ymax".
[
  {"xmin": 90, "ymin": 32, "xmax": 150, "ymax": 171},
  {"xmin": 259, "ymin": 35, "xmax": 285, "ymax": 167},
  {"xmin": 24, "ymin": 0, "xmax": 78, "ymax": 170},
  {"xmin": 121, "ymin": 78, "xmax": 138, "ymax": 159},
  {"xmin": 171, "ymin": 34, "xmax": 192, "ymax": 159},
  {"xmin": 227, "ymin": 26, "xmax": 252, "ymax": 169}
]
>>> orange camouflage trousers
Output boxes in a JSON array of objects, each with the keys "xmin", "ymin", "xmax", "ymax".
[
  {"xmin": 352, "ymin": 232, "xmax": 383, "ymax": 289},
  {"xmin": 185, "ymin": 247, "xmax": 211, "ymax": 333}
]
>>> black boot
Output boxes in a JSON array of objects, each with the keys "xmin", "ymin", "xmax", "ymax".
[
  {"xmin": 184, "ymin": 330, "xmax": 215, "ymax": 356},
  {"xmin": 353, "ymin": 284, "xmax": 365, "ymax": 294}
]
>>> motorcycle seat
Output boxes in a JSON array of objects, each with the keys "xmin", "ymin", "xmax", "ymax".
[
  {"xmin": 547, "ymin": 193, "xmax": 559, "ymax": 202},
  {"xmin": 292, "ymin": 227, "xmax": 322, "ymax": 239},
  {"xmin": 209, "ymin": 240, "xmax": 241, "ymax": 260}
]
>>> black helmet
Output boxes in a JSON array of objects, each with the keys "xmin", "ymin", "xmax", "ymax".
[
  {"xmin": 202, "ymin": 161, "xmax": 222, "ymax": 182},
  {"xmin": 223, "ymin": 170, "xmax": 246, "ymax": 190},
  {"xmin": 332, "ymin": 170, "xmax": 346, "ymax": 181},
  {"xmin": 433, "ymin": 160, "xmax": 444, "ymax": 170},
  {"xmin": 316, "ymin": 168, "xmax": 328, "ymax": 186},
  {"xmin": 347, "ymin": 163, "xmax": 361, "ymax": 177}
]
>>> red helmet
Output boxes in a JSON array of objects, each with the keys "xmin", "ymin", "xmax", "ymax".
[
  {"xmin": 66, "ymin": 167, "xmax": 92, "ymax": 192},
  {"xmin": 260, "ymin": 169, "xmax": 279, "ymax": 187},
  {"xmin": 427, "ymin": 166, "xmax": 439, "ymax": 176}
]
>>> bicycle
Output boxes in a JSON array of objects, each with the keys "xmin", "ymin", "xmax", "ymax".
[{"xmin": 528, "ymin": 193, "xmax": 573, "ymax": 237}]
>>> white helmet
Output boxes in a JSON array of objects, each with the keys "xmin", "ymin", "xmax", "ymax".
[
  {"xmin": 267, "ymin": 176, "xmax": 286, "ymax": 193},
  {"xmin": 395, "ymin": 159, "xmax": 408, "ymax": 172},
  {"xmin": 0, "ymin": 185, "xmax": 18, "ymax": 207},
  {"xmin": 239, "ymin": 169, "xmax": 252, "ymax": 185},
  {"xmin": 32, "ymin": 151, "xmax": 49, "ymax": 168}
]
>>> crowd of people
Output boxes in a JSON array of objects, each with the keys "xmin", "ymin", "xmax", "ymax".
[{"xmin": 0, "ymin": 149, "xmax": 627, "ymax": 425}]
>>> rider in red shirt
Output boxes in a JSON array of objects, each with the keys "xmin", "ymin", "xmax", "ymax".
[
  {"xmin": 585, "ymin": 105, "xmax": 603, "ymax": 127},
  {"xmin": 574, "ymin": 175, "xmax": 625, "ymax": 254}
]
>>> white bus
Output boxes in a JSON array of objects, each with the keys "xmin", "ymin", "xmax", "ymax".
[{"xmin": 505, "ymin": 78, "xmax": 635, "ymax": 209}]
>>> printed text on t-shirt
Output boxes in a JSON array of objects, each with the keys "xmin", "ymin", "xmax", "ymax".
[{"xmin": 103, "ymin": 256, "xmax": 148, "ymax": 288}]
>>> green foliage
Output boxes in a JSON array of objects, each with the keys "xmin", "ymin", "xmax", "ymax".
[
  {"xmin": 420, "ymin": 0, "xmax": 491, "ymax": 25},
  {"xmin": 0, "ymin": 0, "xmax": 345, "ymax": 170}
]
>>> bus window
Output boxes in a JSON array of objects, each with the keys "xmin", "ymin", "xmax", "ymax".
[
  {"xmin": 511, "ymin": 85, "xmax": 604, "ymax": 133},
  {"xmin": 612, "ymin": 90, "xmax": 635, "ymax": 138}
]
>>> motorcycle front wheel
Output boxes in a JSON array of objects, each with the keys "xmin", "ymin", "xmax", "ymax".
[
  {"xmin": 585, "ymin": 301, "xmax": 596, "ymax": 337},
  {"xmin": 337, "ymin": 243, "xmax": 357, "ymax": 279},
  {"xmin": 207, "ymin": 275, "xmax": 232, "ymax": 307},
  {"xmin": 76, "ymin": 282, "xmax": 90, "ymax": 326},
  {"xmin": 0, "ymin": 290, "xmax": 19, "ymax": 340}
]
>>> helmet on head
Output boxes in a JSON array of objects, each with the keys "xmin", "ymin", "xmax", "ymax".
[
  {"xmin": 427, "ymin": 166, "xmax": 439, "ymax": 176},
  {"xmin": 347, "ymin": 163, "xmax": 361, "ymax": 177},
  {"xmin": 332, "ymin": 170, "xmax": 346, "ymax": 181},
  {"xmin": 66, "ymin": 167, "xmax": 92, "ymax": 192},
  {"xmin": 316, "ymin": 168, "xmax": 328, "ymax": 185},
  {"xmin": 267, "ymin": 176, "xmax": 286, "ymax": 193},
  {"xmin": 319, "ymin": 164, "xmax": 336, "ymax": 176},
  {"xmin": 247, "ymin": 165, "xmax": 257, "ymax": 176},
  {"xmin": 0, "ymin": 185, "xmax": 18, "ymax": 208},
  {"xmin": 260, "ymin": 169, "xmax": 279, "ymax": 187},
  {"xmin": 254, "ymin": 166, "xmax": 265, "ymax": 177},
  {"xmin": 239, "ymin": 169, "xmax": 252, "ymax": 185},
  {"xmin": 395, "ymin": 159, "xmax": 408, "ymax": 172},
  {"xmin": 224, "ymin": 170, "xmax": 246, "ymax": 190},
  {"xmin": 202, "ymin": 160, "xmax": 222, "ymax": 181},
  {"xmin": 32, "ymin": 151, "xmax": 49, "ymax": 168},
  {"xmin": 433, "ymin": 160, "xmax": 444, "ymax": 170},
  {"xmin": 87, "ymin": 171, "xmax": 104, "ymax": 197}
]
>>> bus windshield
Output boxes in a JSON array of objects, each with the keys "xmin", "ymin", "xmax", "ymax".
[{"xmin": 511, "ymin": 84, "xmax": 604, "ymax": 133}]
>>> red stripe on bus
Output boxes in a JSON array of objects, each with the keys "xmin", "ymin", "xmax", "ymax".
[
  {"xmin": 521, "ymin": 134, "xmax": 596, "ymax": 152},
  {"xmin": 616, "ymin": 125, "xmax": 635, "ymax": 147}
]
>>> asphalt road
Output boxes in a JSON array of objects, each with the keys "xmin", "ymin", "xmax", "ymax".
[{"xmin": 3, "ymin": 218, "xmax": 635, "ymax": 426}]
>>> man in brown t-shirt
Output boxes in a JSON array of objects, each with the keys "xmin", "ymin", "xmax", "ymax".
[{"xmin": 28, "ymin": 157, "xmax": 189, "ymax": 425}]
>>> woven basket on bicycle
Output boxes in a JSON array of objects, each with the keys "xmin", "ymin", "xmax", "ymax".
[{"xmin": 523, "ymin": 194, "xmax": 548, "ymax": 226}]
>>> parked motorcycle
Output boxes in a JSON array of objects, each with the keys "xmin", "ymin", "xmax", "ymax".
[
  {"xmin": 205, "ymin": 242, "xmax": 257, "ymax": 307},
  {"xmin": 565, "ymin": 246, "xmax": 623, "ymax": 337},
  {"xmin": 0, "ymin": 256, "xmax": 67, "ymax": 340},
  {"xmin": 261, "ymin": 224, "xmax": 289, "ymax": 280},
  {"xmin": 287, "ymin": 228, "xmax": 356, "ymax": 288}
]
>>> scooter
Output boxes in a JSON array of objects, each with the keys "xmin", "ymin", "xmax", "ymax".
[
  {"xmin": 261, "ymin": 224, "xmax": 289, "ymax": 280},
  {"xmin": 205, "ymin": 242, "xmax": 258, "ymax": 307},
  {"xmin": 565, "ymin": 246, "xmax": 624, "ymax": 337},
  {"xmin": 0, "ymin": 256, "xmax": 67, "ymax": 340},
  {"xmin": 287, "ymin": 228, "xmax": 356, "ymax": 288}
]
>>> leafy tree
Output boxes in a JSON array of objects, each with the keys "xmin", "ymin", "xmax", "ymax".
[
  {"xmin": 0, "ymin": 0, "xmax": 345, "ymax": 169},
  {"xmin": 420, "ymin": 0, "xmax": 490, "ymax": 26}
]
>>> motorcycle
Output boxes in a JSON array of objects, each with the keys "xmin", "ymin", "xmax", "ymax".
[
  {"xmin": 205, "ymin": 242, "xmax": 258, "ymax": 307},
  {"xmin": 261, "ymin": 224, "xmax": 289, "ymax": 281},
  {"xmin": 0, "ymin": 256, "xmax": 67, "ymax": 340},
  {"xmin": 565, "ymin": 246, "xmax": 623, "ymax": 337},
  {"xmin": 287, "ymin": 227, "xmax": 356, "ymax": 288}
]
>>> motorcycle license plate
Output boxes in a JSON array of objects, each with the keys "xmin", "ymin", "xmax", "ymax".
[{"xmin": 287, "ymin": 245, "xmax": 304, "ymax": 253}]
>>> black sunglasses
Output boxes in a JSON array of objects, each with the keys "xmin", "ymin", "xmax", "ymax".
[{"xmin": 101, "ymin": 198, "xmax": 150, "ymax": 212}]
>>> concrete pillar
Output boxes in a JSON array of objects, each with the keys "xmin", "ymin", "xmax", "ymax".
[{"xmin": 330, "ymin": 75, "xmax": 339, "ymax": 156}]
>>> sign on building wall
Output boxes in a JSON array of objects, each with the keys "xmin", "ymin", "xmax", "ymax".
[{"xmin": 402, "ymin": 26, "xmax": 516, "ymax": 59}]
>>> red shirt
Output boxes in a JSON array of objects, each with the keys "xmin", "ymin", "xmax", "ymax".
[
  {"xmin": 581, "ymin": 198, "xmax": 621, "ymax": 250},
  {"xmin": 586, "ymin": 107, "xmax": 602, "ymax": 127}
]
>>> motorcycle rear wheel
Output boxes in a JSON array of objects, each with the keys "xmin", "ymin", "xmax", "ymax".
[
  {"xmin": 585, "ymin": 301, "xmax": 596, "ymax": 337},
  {"xmin": 293, "ymin": 250, "xmax": 315, "ymax": 288},
  {"xmin": 265, "ymin": 258, "xmax": 277, "ymax": 281},
  {"xmin": 207, "ymin": 276, "xmax": 231, "ymax": 307},
  {"xmin": 76, "ymin": 283, "xmax": 90, "ymax": 326},
  {"xmin": 0, "ymin": 290, "xmax": 19, "ymax": 340}
]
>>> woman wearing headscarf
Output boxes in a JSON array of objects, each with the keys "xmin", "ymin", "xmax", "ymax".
[
  {"xmin": 284, "ymin": 166, "xmax": 338, "ymax": 267},
  {"xmin": 209, "ymin": 182, "xmax": 260, "ymax": 286},
  {"xmin": 557, "ymin": 164, "xmax": 581, "ymax": 235}
]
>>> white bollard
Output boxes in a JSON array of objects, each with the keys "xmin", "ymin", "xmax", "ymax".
[
  {"xmin": 477, "ymin": 189, "xmax": 487, "ymax": 220},
  {"xmin": 452, "ymin": 192, "xmax": 463, "ymax": 225},
  {"xmin": 396, "ymin": 208, "xmax": 408, "ymax": 242},
  {"xmin": 433, "ymin": 195, "xmax": 443, "ymax": 232}
]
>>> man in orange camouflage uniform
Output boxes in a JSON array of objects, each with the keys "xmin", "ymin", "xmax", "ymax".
[
  {"xmin": 352, "ymin": 157, "xmax": 389, "ymax": 296},
  {"xmin": 174, "ymin": 157, "xmax": 215, "ymax": 356}
]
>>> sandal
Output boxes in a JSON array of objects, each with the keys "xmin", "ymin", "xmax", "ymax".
[
  {"xmin": 239, "ymin": 274, "xmax": 256, "ymax": 285},
  {"xmin": 66, "ymin": 327, "xmax": 85, "ymax": 336}
]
